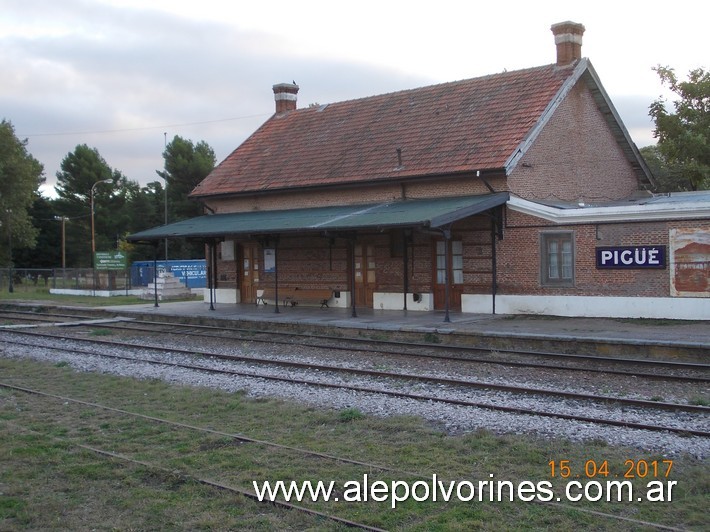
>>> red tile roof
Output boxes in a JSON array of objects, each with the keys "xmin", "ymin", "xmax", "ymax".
[{"xmin": 191, "ymin": 64, "xmax": 575, "ymax": 198}]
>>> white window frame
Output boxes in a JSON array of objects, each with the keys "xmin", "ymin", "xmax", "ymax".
[{"xmin": 540, "ymin": 231, "xmax": 575, "ymax": 287}]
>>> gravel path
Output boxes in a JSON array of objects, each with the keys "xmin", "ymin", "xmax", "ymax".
[{"xmin": 2, "ymin": 331, "xmax": 708, "ymax": 458}]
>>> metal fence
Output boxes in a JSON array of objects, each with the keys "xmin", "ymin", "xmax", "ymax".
[{"xmin": 0, "ymin": 268, "xmax": 132, "ymax": 293}]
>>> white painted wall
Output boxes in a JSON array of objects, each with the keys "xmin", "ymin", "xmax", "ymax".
[
  {"xmin": 462, "ymin": 294, "xmax": 710, "ymax": 320},
  {"xmin": 330, "ymin": 291, "xmax": 350, "ymax": 308},
  {"xmin": 203, "ymin": 288, "xmax": 239, "ymax": 304},
  {"xmin": 373, "ymin": 292, "xmax": 433, "ymax": 311},
  {"xmin": 50, "ymin": 288, "xmax": 143, "ymax": 297}
]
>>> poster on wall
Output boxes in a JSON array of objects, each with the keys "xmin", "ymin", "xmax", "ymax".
[{"xmin": 669, "ymin": 228, "xmax": 710, "ymax": 297}]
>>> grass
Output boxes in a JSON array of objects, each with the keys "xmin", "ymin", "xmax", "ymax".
[
  {"xmin": 612, "ymin": 318, "xmax": 687, "ymax": 326},
  {"xmin": 0, "ymin": 358, "xmax": 707, "ymax": 530},
  {"xmin": 338, "ymin": 407, "xmax": 365, "ymax": 422},
  {"xmin": 88, "ymin": 328, "xmax": 114, "ymax": 336},
  {"xmin": 0, "ymin": 284, "xmax": 200, "ymax": 306},
  {"xmin": 423, "ymin": 332, "xmax": 441, "ymax": 344},
  {"xmin": 690, "ymin": 397, "xmax": 710, "ymax": 407}
]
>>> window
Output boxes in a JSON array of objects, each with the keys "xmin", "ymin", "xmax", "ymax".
[
  {"xmin": 436, "ymin": 240, "xmax": 463, "ymax": 285},
  {"xmin": 541, "ymin": 232, "xmax": 574, "ymax": 286}
]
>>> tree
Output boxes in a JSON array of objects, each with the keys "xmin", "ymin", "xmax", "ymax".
[
  {"xmin": 54, "ymin": 145, "xmax": 116, "ymax": 267},
  {"xmin": 0, "ymin": 119, "xmax": 45, "ymax": 267},
  {"xmin": 639, "ymin": 145, "xmax": 694, "ymax": 193},
  {"xmin": 649, "ymin": 66, "xmax": 710, "ymax": 191},
  {"xmin": 158, "ymin": 136, "xmax": 216, "ymax": 222},
  {"xmin": 12, "ymin": 195, "xmax": 62, "ymax": 269},
  {"xmin": 156, "ymin": 136, "xmax": 216, "ymax": 258},
  {"xmin": 117, "ymin": 180, "xmax": 166, "ymax": 262}
]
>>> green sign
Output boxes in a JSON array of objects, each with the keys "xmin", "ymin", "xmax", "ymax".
[{"xmin": 94, "ymin": 251, "xmax": 127, "ymax": 270}]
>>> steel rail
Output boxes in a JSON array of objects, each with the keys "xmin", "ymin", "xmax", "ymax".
[
  {"xmin": 3, "ymin": 333, "xmax": 708, "ymax": 437},
  {"xmin": 4, "ymin": 331, "xmax": 709, "ymax": 415},
  {"xmin": 1, "ymin": 383, "xmax": 686, "ymax": 532},
  {"xmin": 3, "ymin": 308, "xmax": 707, "ymax": 376},
  {"xmin": 109, "ymin": 320, "xmax": 710, "ymax": 382},
  {"xmin": 2, "ymin": 417, "xmax": 384, "ymax": 532},
  {"xmin": 0, "ymin": 381, "xmax": 418, "ymax": 476},
  {"xmin": 110, "ymin": 317, "xmax": 710, "ymax": 370}
]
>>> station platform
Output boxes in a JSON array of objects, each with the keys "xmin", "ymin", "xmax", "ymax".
[{"xmin": 99, "ymin": 300, "xmax": 710, "ymax": 357}]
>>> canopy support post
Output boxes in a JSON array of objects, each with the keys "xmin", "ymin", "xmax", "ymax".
[
  {"xmin": 440, "ymin": 226, "xmax": 452, "ymax": 323},
  {"xmin": 349, "ymin": 236, "xmax": 358, "ymax": 318}
]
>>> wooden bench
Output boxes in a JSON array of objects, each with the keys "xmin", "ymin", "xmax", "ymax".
[
  {"xmin": 256, "ymin": 288, "xmax": 296, "ymax": 306},
  {"xmin": 256, "ymin": 287, "xmax": 332, "ymax": 308},
  {"xmin": 290, "ymin": 288, "xmax": 333, "ymax": 308}
]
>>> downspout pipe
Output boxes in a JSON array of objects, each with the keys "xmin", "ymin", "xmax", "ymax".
[
  {"xmin": 349, "ymin": 236, "xmax": 358, "ymax": 318},
  {"xmin": 208, "ymin": 240, "xmax": 216, "ymax": 311},
  {"xmin": 153, "ymin": 243, "xmax": 159, "ymax": 308},
  {"xmin": 402, "ymin": 229, "xmax": 410, "ymax": 311},
  {"xmin": 274, "ymin": 236, "xmax": 280, "ymax": 314}
]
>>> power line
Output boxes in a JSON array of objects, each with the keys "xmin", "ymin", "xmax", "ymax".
[{"xmin": 19, "ymin": 113, "xmax": 270, "ymax": 138}]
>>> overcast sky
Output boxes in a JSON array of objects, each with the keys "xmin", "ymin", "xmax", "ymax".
[{"xmin": 2, "ymin": 0, "xmax": 707, "ymax": 197}]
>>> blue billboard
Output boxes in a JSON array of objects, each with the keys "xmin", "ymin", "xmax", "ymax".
[{"xmin": 131, "ymin": 260, "xmax": 207, "ymax": 288}]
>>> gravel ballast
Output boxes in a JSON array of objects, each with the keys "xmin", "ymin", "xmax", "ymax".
[{"xmin": 1, "ymin": 331, "xmax": 708, "ymax": 458}]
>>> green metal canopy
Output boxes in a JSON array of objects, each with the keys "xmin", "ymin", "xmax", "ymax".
[{"xmin": 127, "ymin": 192, "xmax": 509, "ymax": 242}]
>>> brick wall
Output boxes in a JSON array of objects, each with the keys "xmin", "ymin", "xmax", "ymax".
[
  {"xmin": 499, "ymin": 208, "xmax": 710, "ymax": 297},
  {"xmin": 508, "ymin": 82, "xmax": 640, "ymax": 202},
  {"xmin": 210, "ymin": 213, "xmax": 498, "ymax": 301},
  {"xmin": 211, "ymin": 209, "xmax": 707, "ymax": 303}
]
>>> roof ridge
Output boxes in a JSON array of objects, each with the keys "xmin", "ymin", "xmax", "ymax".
[
  {"xmin": 298, "ymin": 62, "xmax": 569, "ymax": 110},
  {"xmin": 190, "ymin": 61, "xmax": 582, "ymax": 199}
]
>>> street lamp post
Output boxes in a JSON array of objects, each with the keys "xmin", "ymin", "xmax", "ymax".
[
  {"xmin": 4, "ymin": 209, "xmax": 13, "ymax": 293},
  {"xmin": 90, "ymin": 179, "xmax": 112, "ymax": 291},
  {"xmin": 164, "ymin": 132, "xmax": 169, "ymax": 267},
  {"xmin": 54, "ymin": 216, "xmax": 66, "ymax": 270},
  {"xmin": 54, "ymin": 216, "xmax": 67, "ymax": 288}
]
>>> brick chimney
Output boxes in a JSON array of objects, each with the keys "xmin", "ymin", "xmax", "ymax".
[
  {"xmin": 272, "ymin": 82, "xmax": 299, "ymax": 113},
  {"xmin": 551, "ymin": 21, "xmax": 585, "ymax": 66}
]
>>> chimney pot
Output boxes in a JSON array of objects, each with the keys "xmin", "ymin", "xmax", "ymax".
[
  {"xmin": 551, "ymin": 21, "xmax": 585, "ymax": 66},
  {"xmin": 273, "ymin": 82, "xmax": 299, "ymax": 113}
]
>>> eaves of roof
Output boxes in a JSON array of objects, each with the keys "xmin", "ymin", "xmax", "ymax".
[
  {"xmin": 128, "ymin": 192, "xmax": 509, "ymax": 242},
  {"xmin": 507, "ymin": 194, "xmax": 710, "ymax": 223}
]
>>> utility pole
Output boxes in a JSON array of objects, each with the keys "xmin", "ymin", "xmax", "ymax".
[
  {"xmin": 164, "ymin": 132, "xmax": 169, "ymax": 268},
  {"xmin": 54, "ymin": 216, "xmax": 67, "ymax": 270},
  {"xmin": 91, "ymin": 179, "xmax": 112, "ymax": 293},
  {"xmin": 6, "ymin": 209, "xmax": 13, "ymax": 293}
]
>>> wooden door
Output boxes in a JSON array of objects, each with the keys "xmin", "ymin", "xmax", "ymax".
[
  {"xmin": 433, "ymin": 240, "xmax": 463, "ymax": 311},
  {"xmin": 241, "ymin": 243, "xmax": 260, "ymax": 303},
  {"xmin": 354, "ymin": 243, "xmax": 376, "ymax": 307}
]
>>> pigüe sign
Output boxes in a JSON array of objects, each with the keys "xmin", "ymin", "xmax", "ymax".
[{"xmin": 595, "ymin": 246, "xmax": 666, "ymax": 269}]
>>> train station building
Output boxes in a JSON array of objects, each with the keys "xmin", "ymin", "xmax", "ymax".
[{"xmin": 129, "ymin": 22, "xmax": 710, "ymax": 321}]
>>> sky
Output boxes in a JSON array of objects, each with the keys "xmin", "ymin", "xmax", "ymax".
[{"xmin": 2, "ymin": 0, "xmax": 708, "ymax": 198}]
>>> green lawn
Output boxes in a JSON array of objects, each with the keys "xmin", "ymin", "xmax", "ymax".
[
  {"xmin": 0, "ymin": 284, "xmax": 199, "ymax": 306},
  {"xmin": 0, "ymin": 358, "xmax": 706, "ymax": 530}
]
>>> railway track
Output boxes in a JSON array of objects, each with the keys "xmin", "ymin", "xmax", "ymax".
[
  {"xmin": 2, "ymin": 305, "xmax": 706, "ymax": 529},
  {"xmin": 2, "ymin": 328, "xmax": 708, "ymax": 438},
  {"xmin": 0, "ymin": 381, "xmax": 388, "ymax": 531},
  {"xmin": 2, "ymin": 309, "xmax": 708, "ymax": 383},
  {"xmin": 2, "ymin": 380, "xmax": 686, "ymax": 531}
]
